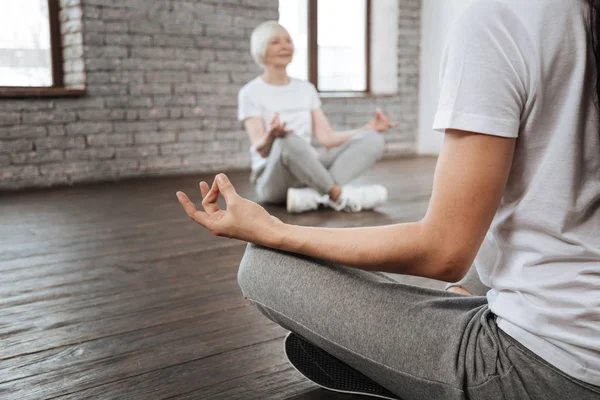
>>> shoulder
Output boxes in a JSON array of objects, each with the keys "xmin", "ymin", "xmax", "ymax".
[
  {"xmin": 290, "ymin": 78, "xmax": 316, "ymax": 90},
  {"xmin": 446, "ymin": 0, "xmax": 533, "ymax": 66},
  {"xmin": 238, "ymin": 76, "xmax": 263, "ymax": 99},
  {"xmin": 290, "ymin": 78, "xmax": 319, "ymax": 96},
  {"xmin": 453, "ymin": 0, "xmax": 523, "ymax": 34}
]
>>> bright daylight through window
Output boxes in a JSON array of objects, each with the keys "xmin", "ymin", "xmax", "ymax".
[
  {"xmin": 0, "ymin": 0, "xmax": 53, "ymax": 87},
  {"xmin": 279, "ymin": 0, "xmax": 368, "ymax": 92}
]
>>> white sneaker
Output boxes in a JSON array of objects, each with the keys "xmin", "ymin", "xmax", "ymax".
[
  {"xmin": 286, "ymin": 187, "xmax": 329, "ymax": 213},
  {"xmin": 329, "ymin": 185, "xmax": 388, "ymax": 212}
]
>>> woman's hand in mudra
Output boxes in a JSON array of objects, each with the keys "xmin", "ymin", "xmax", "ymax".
[
  {"xmin": 269, "ymin": 112, "xmax": 293, "ymax": 138},
  {"xmin": 176, "ymin": 174, "xmax": 281, "ymax": 244},
  {"xmin": 366, "ymin": 109, "xmax": 400, "ymax": 133}
]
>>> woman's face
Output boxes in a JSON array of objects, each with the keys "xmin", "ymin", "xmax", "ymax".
[{"xmin": 263, "ymin": 31, "xmax": 294, "ymax": 68}]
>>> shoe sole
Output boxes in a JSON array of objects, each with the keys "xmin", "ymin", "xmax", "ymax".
[{"xmin": 283, "ymin": 332, "xmax": 400, "ymax": 399}]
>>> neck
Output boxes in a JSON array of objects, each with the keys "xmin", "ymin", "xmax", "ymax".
[{"xmin": 262, "ymin": 65, "xmax": 289, "ymax": 86}]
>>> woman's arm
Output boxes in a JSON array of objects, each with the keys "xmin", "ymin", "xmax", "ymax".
[
  {"xmin": 312, "ymin": 108, "xmax": 367, "ymax": 148},
  {"xmin": 244, "ymin": 113, "xmax": 291, "ymax": 158},
  {"xmin": 273, "ymin": 130, "xmax": 516, "ymax": 281},
  {"xmin": 312, "ymin": 108, "xmax": 398, "ymax": 148},
  {"xmin": 177, "ymin": 129, "xmax": 515, "ymax": 283}
]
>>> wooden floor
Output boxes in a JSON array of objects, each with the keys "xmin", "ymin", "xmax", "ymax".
[{"xmin": 0, "ymin": 157, "xmax": 443, "ymax": 400}]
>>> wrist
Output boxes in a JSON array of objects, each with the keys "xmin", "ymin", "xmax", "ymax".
[
  {"xmin": 265, "ymin": 220, "xmax": 302, "ymax": 253},
  {"xmin": 262, "ymin": 218, "xmax": 287, "ymax": 249},
  {"xmin": 267, "ymin": 129, "xmax": 278, "ymax": 140}
]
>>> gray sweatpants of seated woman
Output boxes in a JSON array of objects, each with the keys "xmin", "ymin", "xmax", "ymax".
[
  {"xmin": 237, "ymin": 244, "xmax": 600, "ymax": 400},
  {"xmin": 251, "ymin": 130, "xmax": 385, "ymax": 203}
]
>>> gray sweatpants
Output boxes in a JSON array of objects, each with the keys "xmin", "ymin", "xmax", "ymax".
[
  {"xmin": 238, "ymin": 244, "xmax": 600, "ymax": 400},
  {"xmin": 251, "ymin": 130, "xmax": 385, "ymax": 203}
]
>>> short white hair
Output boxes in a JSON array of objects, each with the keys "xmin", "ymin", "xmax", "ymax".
[{"xmin": 250, "ymin": 21, "xmax": 292, "ymax": 66}]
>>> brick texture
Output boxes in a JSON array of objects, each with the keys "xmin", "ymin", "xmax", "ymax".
[{"xmin": 0, "ymin": 0, "xmax": 421, "ymax": 190}]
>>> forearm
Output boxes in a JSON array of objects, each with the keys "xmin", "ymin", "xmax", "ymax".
[
  {"xmin": 263, "ymin": 221, "xmax": 464, "ymax": 281},
  {"xmin": 254, "ymin": 131, "xmax": 277, "ymax": 158}
]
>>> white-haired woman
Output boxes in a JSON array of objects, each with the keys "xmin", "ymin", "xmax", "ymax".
[{"xmin": 238, "ymin": 21, "xmax": 398, "ymax": 213}]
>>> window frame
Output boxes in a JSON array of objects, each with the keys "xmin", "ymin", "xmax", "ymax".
[
  {"xmin": 307, "ymin": 0, "xmax": 371, "ymax": 95},
  {"xmin": 0, "ymin": 0, "xmax": 86, "ymax": 98}
]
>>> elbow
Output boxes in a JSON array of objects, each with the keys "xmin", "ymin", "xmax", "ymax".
[
  {"xmin": 435, "ymin": 251, "xmax": 473, "ymax": 283},
  {"xmin": 419, "ymin": 222, "xmax": 476, "ymax": 282},
  {"xmin": 317, "ymin": 138, "xmax": 333, "ymax": 149},
  {"xmin": 315, "ymin": 132, "xmax": 335, "ymax": 148}
]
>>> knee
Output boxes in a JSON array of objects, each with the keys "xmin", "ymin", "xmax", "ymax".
[
  {"xmin": 359, "ymin": 130, "xmax": 385, "ymax": 160},
  {"xmin": 278, "ymin": 134, "xmax": 313, "ymax": 159},
  {"xmin": 237, "ymin": 243, "xmax": 275, "ymax": 301}
]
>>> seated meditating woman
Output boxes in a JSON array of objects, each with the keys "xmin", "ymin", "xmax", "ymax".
[{"xmin": 238, "ymin": 21, "xmax": 398, "ymax": 213}]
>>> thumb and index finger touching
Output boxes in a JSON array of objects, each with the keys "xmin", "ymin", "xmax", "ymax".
[
  {"xmin": 213, "ymin": 174, "xmax": 238, "ymax": 203},
  {"xmin": 176, "ymin": 174, "xmax": 238, "ymax": 222}
]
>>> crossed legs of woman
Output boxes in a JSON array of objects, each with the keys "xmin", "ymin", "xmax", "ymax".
[
  {"xmin": 237, "ymin": 244, "xmax": 600, "ymax": 400},
  {"xmin": 251, "ymin": 131, "xmax": 387, "ymax": 213}
]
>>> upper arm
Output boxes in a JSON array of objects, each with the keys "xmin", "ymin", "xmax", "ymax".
[
  {"xmin": 238, "ymin": 87, "xmax": 266, "ymax": 147},
  {"xmin": 423, "ymin": 2, "xmax": 529, "ymax": 281},
  {"xmin": 433, "ymin": 1, "xmax": 531, "ymax": 137},
  {"xmin": 243, "ymin": 117, "xmax": 267, "ymax": 148},
  {"xmin": 421, "ymin": 130, "xmax": 515, "ymax": 281},
  {"xmin": 311, "ymin": 108, "xmax": 335, "ymax": 146}
]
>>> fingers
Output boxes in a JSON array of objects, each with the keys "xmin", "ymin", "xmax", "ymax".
[
  {"xmin": 446, "ymin": 286, "xmax": 473, "ymax": 295},
  {"xmin": 271, "ymin": 112, "xmax": 280, "ymax": 126},
  {"xmin": 215, "ymin": 173, "xmax": 239, "ymax": 203},
  {"xmin": 200, "ymin": 180, "xmax": 220, "ymax": 213},
  {"xmin": 176, "ymin": 191, "xmax": 209, "ymax": 226},
  {"xmin": 269, "ymin": 114, "xmax": 279, "ymax": 131},
  {"xmin": 199, "ymin": 181, "xmax": 209, "ymax": 198}
]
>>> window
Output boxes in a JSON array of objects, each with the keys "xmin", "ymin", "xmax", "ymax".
[
  {"xmin": 279, "ymin": 0, "xmax": 371, "ymax": 94},
  {"xmin": 0, "ymin": 0, "xmax": 85, "ymax": 97}
]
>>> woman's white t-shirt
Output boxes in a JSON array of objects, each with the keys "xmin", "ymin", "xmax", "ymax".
[
  {"xmin": 238, "ymin": 77, "xmax": 322, "ymax": 171},
  {"xmin": 434, "ymin": 0, "xmax": 600, "ymax": 385}
]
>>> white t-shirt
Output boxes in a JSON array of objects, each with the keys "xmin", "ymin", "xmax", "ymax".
[
  {"xmin": 238, "ymin": 77, "xmax": 322, "ymax": 171},
  {"xmin": 434, "ymin": 0, "xmax": 600, "ymax": 385}
]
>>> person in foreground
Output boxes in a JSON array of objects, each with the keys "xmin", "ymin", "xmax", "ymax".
[
  {"xmin": 177, "ymin": 1, "xmax": 600, "ymax": 399},
  {"xmin": 239, "ymin": 21, "xmax": 398, "ymax": 214}
]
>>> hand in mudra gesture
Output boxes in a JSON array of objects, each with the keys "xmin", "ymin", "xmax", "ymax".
[
  {"xmin": 366, "ymin": 109, "xmax": 400, "ymax": 132},
  {"xmin": 269, "ymin": 112, "xmax": 293, "ymax": 137},
  {"xmin": 176, "ymin": 174, "xmax": 280, "ymax": 243}
]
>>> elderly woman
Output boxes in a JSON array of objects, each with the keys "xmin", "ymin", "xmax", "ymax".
[{"xmin": 238, "ymin": 21, "xmax": 398, "ymax": 213}]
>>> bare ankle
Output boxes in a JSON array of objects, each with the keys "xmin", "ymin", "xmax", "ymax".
[{"xmin": 329, "ymin": 185, "xmax": 342, "ymax": 202}]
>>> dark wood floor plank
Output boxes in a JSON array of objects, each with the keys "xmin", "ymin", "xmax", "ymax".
[
  {"xmin": 0, "ymin": 289, "xmax": 244, "ymax": 360},
  {"xmin": 0, "ymin": 247, "xmax": 247, "ymax": 337},
  {"xmin": 168, "ymin": 364, "xmax": 316, "ymax": 400},
  {"xmin": 0, "ymin": 312, "xmax": 287, "ymax": 399},
  {"xmin": 50, "ymin": 338, "xmax": 288, "ymax": 400},
  {"xmin": 0, "ymin": 304, "xmax": 259, "ymax": 383},
  {"xmin": 0, "ymin": 245, "xmax": 245, "ymax": 311}
]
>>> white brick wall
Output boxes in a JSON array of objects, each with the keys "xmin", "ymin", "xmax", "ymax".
[{"xmin": 0, "ymin": 0, "xmax": 421, "ymax": 190}]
